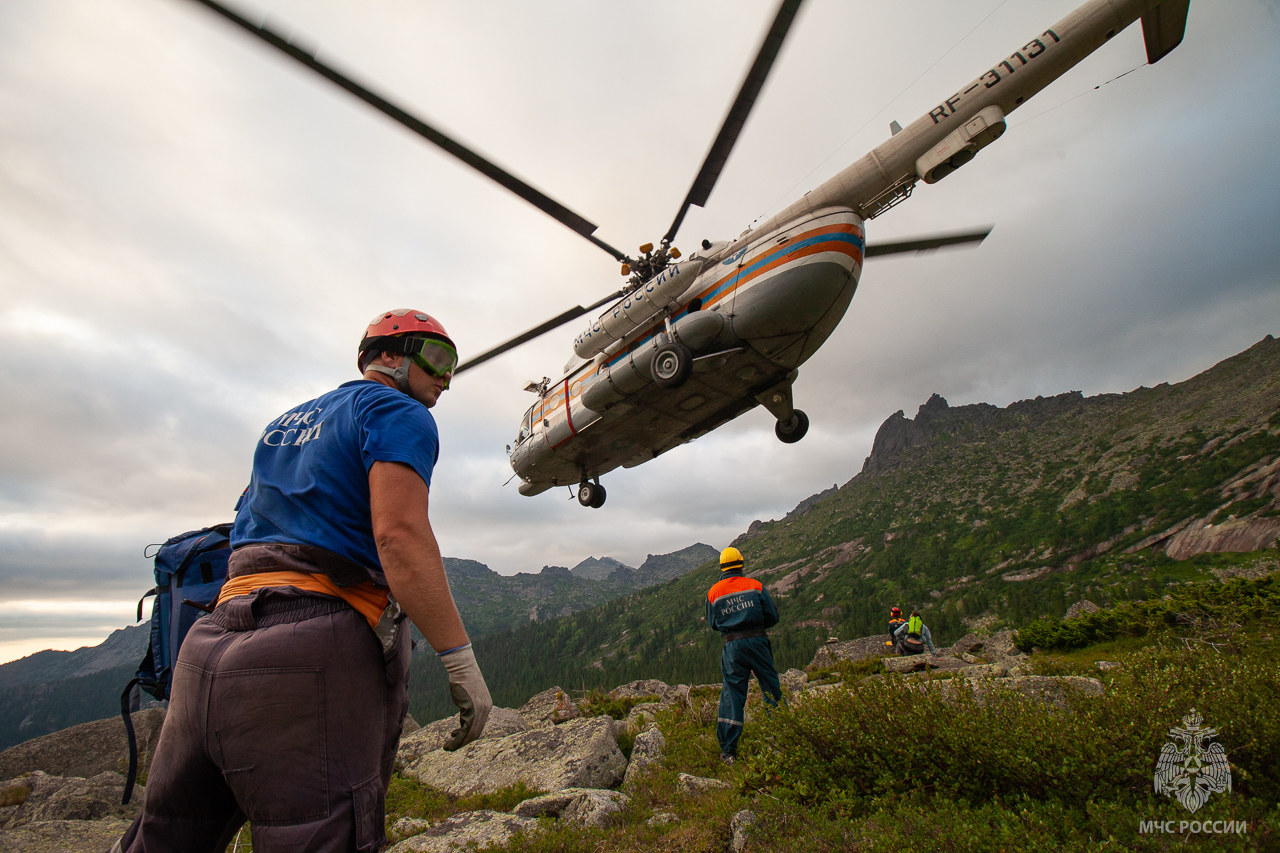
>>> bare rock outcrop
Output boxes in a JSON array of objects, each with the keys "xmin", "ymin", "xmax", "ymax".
[
  {"xmin": 518, "ymin": 686, "xmax": 579, "ymax": 725},
  {"xmin": 405, "ymin": 716, "xmax": 625, "ymax": 797},
  {"xmin": 385, "ymin": 810, "xmax": 536, "ymax": 853},
  {"xmin": 0, "ymin": 709, "xmax": 165, "ymax": 782},
  {"xmin": 513, "ymin": 788, "xmax": 629, "ymax": 828},
  {"xmin": 1165, "ymin": 515, "xmax": 1280, "ymax": 561},
  {"xmin": 395, "ymin": 708, "xmax": 529, "ymax": 771}
]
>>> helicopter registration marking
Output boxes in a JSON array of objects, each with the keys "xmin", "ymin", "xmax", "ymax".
[{"xmin": 929, "ymin": 29, "xmax": 1061, "ymax": 124}]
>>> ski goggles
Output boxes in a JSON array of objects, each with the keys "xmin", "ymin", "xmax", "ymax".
[{"xmin": 403, "ymin": 337, "xmax": 459, "ymax": 382}]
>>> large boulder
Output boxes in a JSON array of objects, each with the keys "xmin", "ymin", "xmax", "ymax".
[
  {"xmin": 1064, "ymin": 600, "xmax": 1101, "ymax": 620},
  {"xmin": 0, "ymin": 818, "xmax": 134, "ymax": 853},
  {"xmin": 513, "ymin": 788, "xmax": 629, "ymax": 828},
  {"xmin": 405, "ymin": 716, "xmax": 625, "ymax": 797},
  {"xmin": 395, "ymin": 708, "xmax": 529, "ymax": 771},
  {"xmin": 808, "ymin": 636, "xmax": 889, "ymax": 670},
  {"xmin": 608, "ymin": 680, "xmax": 682, "ymax": 704},
  {"xmin": 621, "ymin": 727, "xmax": 666, "ymax": 787},
  {"xmin": 0, "ymin": 709, "xmax": 166, "ymax": 782},
  {"xmin": 1, "ymin": 771, "xmax": 141, "ymax": 829},
  {"xmin": 385, "ymin": 810, "xmax": 537, "ymax": 853},
  {"xmin": 518, "ymin": 687, "xmax": 579, "ymax": 725}
]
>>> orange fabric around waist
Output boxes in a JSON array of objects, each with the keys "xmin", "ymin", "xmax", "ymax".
[{"xmin": 216, "ymin": 571, "xmax": 389, "ymax": 629}]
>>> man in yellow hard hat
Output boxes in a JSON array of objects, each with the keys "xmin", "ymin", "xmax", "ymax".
[{"xmin": 706, "ymin": 546, "xmax": 781, "ymax": 763}]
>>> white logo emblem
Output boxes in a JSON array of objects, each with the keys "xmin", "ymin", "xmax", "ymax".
[{"xmin": 1154, "ymin": 708, "xmax": 1231, "ymax": 813}]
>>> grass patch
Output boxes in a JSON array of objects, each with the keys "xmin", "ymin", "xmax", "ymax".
[
  {"xmin": 384, "ymin": 776, "xmax": 543, "ymax": 834},
  {"xmin": 578, "ymin": 690, "xmax": 661, "ymax": 721}
]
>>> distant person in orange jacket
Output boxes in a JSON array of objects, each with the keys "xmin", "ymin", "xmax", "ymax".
[
  {"xmin": 886, "ymin": 606, "xmax": 906, "ymax": 647},
  {"xmin": 706, "ymin": 546, "xmax": 781, "ymax": 763}
]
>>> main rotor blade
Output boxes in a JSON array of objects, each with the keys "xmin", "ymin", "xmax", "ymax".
[
  {"xmin": 864, "ymin": 228, "xmax": 992, "ymax": 258},
  {"xmin": 181, "ymin": 0, "xmax": 630, "ymax": 263},
  {"xmin": 663, "ymin": 0, "xmax": 804, "ymax": 245},
  {"xmin": 455, "ymin": 288, "xmax": 627, "ymax": 374}
]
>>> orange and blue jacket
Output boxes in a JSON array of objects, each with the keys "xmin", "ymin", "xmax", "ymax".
[{"xmin": 706, "ymin": 570, "xmax": 779, "ymax": 635}]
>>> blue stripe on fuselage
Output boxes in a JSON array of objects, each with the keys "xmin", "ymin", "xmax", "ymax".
[{"xmin": 601, "ymin": 231, "xmax": 863, "ymax": 370}]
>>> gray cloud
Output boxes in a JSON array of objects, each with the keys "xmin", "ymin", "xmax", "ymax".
[{"xmin": 1, "ymin": 0, "xmax": 1277, "ymax": 658}]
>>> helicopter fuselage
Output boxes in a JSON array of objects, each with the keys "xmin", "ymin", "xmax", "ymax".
[{"xmin": 511, "ymin": 207, "xmax": 863, "ymax": 494}]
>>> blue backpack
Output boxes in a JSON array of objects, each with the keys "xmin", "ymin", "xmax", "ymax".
[{"xmin": 120, "ymin": 523, "xmax": 232, "ymax": 803}]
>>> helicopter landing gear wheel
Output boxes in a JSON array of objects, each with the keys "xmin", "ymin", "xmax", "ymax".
[
  {"xmin": 577, "ymin": 482, "xmax": 606, "ymax": 508},
  {"xmin": 775, "ymin": 409, "xmax": 809, "ymax": 444},
  {"xmin": 651, "ymin": 342, "xmax": 693, "ymax": 390}
]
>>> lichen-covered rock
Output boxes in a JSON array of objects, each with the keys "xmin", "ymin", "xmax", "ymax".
[
  {"xmin": 622, "ymin": 727, "xmax": 666, "ymax": 787},
  {"xmin": 608, "ymin": 680, "xmax": 681, "ymax": 704},
  {"xmin": 779, "ymin": 668, "xmax": 807, "ymax": 692},
  {"xmin": 389, "ymin": 817, "xmax": 432, "ymax": 843},
  {"xmin": 808, "ymin": 636, "xmax": 889, "ymax": 669},
  {"xmin": 883, "ymin": 655, "xmax": 932, "ymax": 674},
  {"xmin": 1095, "ymin": 660, "xmax": 1121, "ymax": 671},
  {"xmin": 395, "ymin": 708, "xmax": 529, "ymax": 771},
  {"xmin": 1, "ymin": 771, "xmax": 141, "ymax": 829},
  {"xmin": 677, "ymin": 773, "xmax": 730, "ymax": 797},
  {"xmin": 518, "ymin": 686, "xmax": 580, "ymax": 725},
  {"xmin": 0, "ymin": 709, "xmax": 166, "ymax": 782},
  {"xmin": 513, "ymin": 788, "xmax": 629, "ymax": 828},
  {"xmin": 1064, "ymin": 599, "xmax": 1101, "ymax": 620},
  {"xmin": 401, "ymin": 713, "xmax": 421, "ymax": 736},
  {"xmin": 406, "ymin": 717, "xmax": 624, "ymax": 797},
  {"xmin": 0, "ymin": 818, "xmax": 133, "ymax": 853},
  {"xmin": 730, "ymin": 809, "xmax": 757, "ymax": 853},
  {"xmin": 647, "ymin": 811, "xmax": 678, "ymax": 827},
  {"xmin": 385, "ymin": 810, "xmax": 537, "ymax": 853},
  {"xmin": 621, "ymin": 703, "xmax": 662, "ymax": 734}
]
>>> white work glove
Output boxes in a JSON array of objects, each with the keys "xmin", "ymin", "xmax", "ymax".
[{"xmin": 440, "ymin": 645, "xmax": 492, "ymax": 751}]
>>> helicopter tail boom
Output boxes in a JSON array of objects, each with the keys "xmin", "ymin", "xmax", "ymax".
[{"xmin": 754, "ymin": 0, "xmax": 1186, "ymax": 235}]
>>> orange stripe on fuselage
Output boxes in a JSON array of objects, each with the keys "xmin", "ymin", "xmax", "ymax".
[
  {"xmin": 708, "ymin": 574, "xmax": 764, "ymax": 603},
  {"xmin": 699, "ymin": 224, "xmax": 864, "ymax": 311}
]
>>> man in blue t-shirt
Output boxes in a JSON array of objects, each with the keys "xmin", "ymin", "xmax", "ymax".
[{"xmin": 120, "ymin": 309, "xmax": 490, "ymax": 853}]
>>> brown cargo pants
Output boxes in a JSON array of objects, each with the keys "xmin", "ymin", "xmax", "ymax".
[{"xmin": 118, "ymin": 586, "xmax": 410, "ymax": 853}]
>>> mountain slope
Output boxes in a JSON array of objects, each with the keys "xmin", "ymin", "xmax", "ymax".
[{"xmin": 407, "ymin": 335, "xmax": 1280, "ymax": 722}]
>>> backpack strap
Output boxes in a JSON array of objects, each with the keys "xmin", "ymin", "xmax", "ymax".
[{"xmin": 120, "ymin": 678, "xmax": 141, "ymax": 805}]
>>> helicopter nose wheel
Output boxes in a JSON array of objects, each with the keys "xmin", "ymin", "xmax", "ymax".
[
  {"xmin": 651, "ymin": 342, "xmax": 693, "ymax": 390},
  {"xmin": 577, "ymin": 481, "xmax": 607, "ymax": 508},
  {"xmin": 775, "ymin": 409, "xmax": 809, "ymax": 444}
]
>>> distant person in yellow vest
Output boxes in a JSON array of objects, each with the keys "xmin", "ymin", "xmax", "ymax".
[
  {"xmin": 893, "ymin": 611, "xmax": 938, "ymax": 656},
  {"xmin": 706, "ymin": 546, "xmax": 781, "ymax": 764}
]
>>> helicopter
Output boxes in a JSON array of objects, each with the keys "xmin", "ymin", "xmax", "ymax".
[{"xmin": 183, "ymin": 0, "xmax": 1189, "ymax": 508}]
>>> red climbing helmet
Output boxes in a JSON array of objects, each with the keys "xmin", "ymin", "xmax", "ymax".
[{"xmin": 357, "ymin": 309, "xmax": 455, "ymax": 373}]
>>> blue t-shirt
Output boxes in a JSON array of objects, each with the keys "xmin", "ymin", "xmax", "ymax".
[{"xmin": 231, "ymin": 380, "xmax": 439, "ymax": 574}]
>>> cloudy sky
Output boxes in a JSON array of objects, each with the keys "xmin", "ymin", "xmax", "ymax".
[{"xmin": 1, "ymin": 0, "xmax": 1278, "ymax": 663}]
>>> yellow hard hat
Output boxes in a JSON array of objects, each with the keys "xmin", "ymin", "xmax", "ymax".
[{"xmin": 719, "ymin": 546, "xmax": 745, "ymax": 572}]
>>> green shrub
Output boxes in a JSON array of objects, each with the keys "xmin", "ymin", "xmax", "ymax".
[
  {"xmin": 740, "ymin": 638, "xmax": 1280, "ymax": 814},
  {"xmin": 1015, "ymin": 574, "xmax": 1280, "ymax": 651}
]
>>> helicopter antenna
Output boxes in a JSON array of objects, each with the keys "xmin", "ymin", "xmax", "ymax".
[
  {"xmin": 662, "ymin": 0, "xmax": 804, "ymax": 245},
  {"xmin": 180, "ymin": 0, "xmax": 632, "ymax": 264}
]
